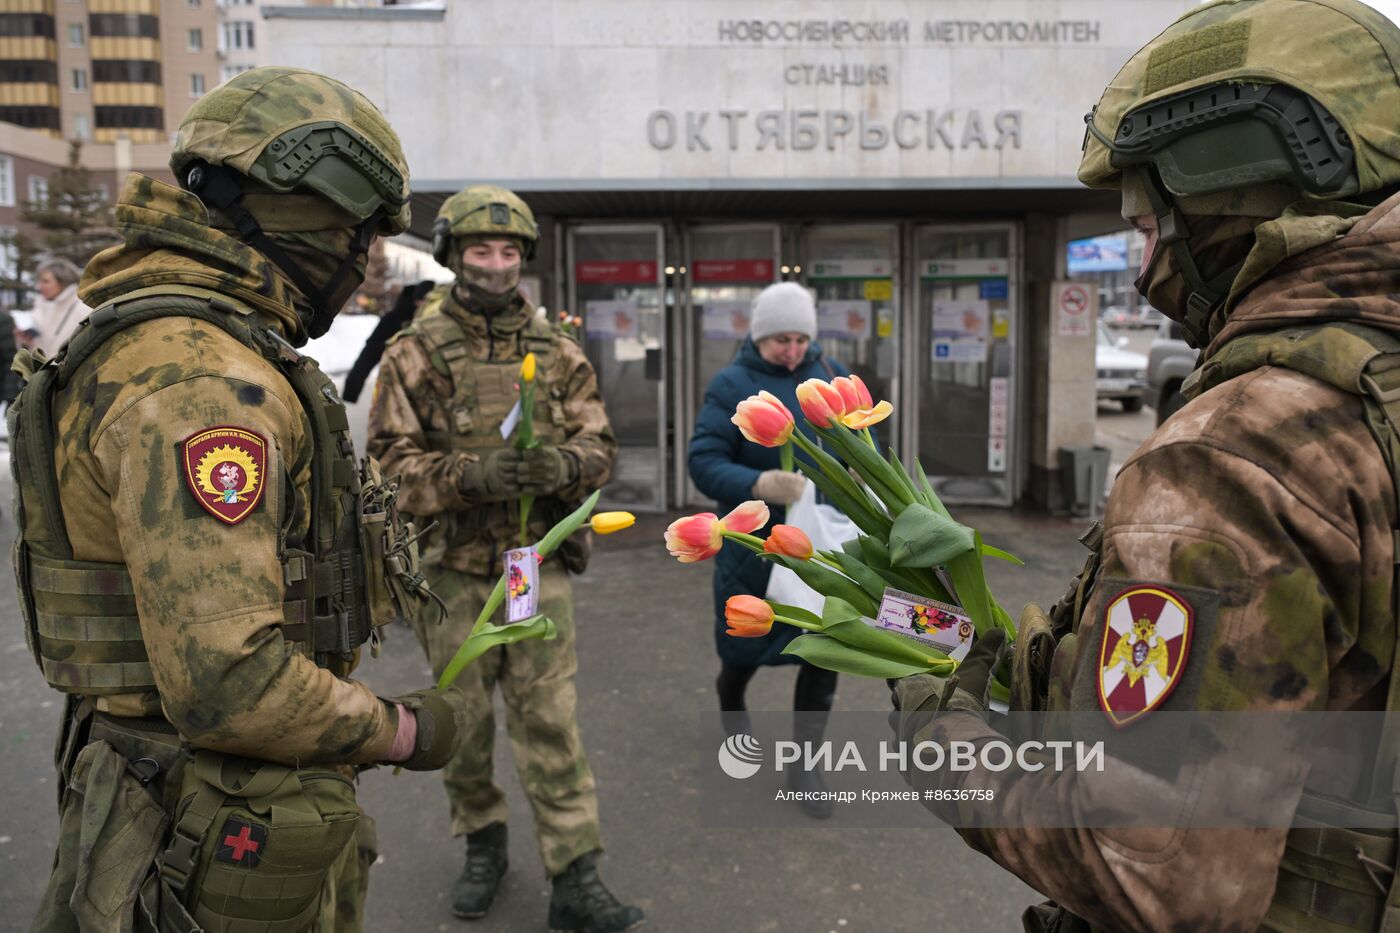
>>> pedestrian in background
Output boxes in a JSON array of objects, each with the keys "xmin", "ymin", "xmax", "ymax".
[
  {"xmin": 688, "ymin": 280, "xmax": 848, "ymax": 819},
  {"xmin": 342, "ymin": 278, "xmax": 436, "ymax": 403},
  {"xmin": 29, "ymin": 257, "xmax": 89, "ymax": 354}
]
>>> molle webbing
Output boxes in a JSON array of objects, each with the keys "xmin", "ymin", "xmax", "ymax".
[{"xmin": 12, "ymin": 291, "xmax": 370, "ymax": 700}]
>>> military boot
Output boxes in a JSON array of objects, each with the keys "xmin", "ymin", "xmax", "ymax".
[
  {"xmin": 547, "ymin": 851, "xmax": 645, "ymax": 933},
  {"xmin": 451, "ymin": 822, "xmax": 508, "ymax": 919}
]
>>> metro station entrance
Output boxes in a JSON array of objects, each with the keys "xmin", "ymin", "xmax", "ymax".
[{"xmin": 564, "ymin": 219, "xmax": 1021, "ymax": 512}]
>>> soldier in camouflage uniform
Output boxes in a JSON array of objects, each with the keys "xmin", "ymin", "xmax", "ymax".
[
  {"xmin": 891, "ymin": 1, "xmax": 1400, "ymax": 929},
  {"xmin": 18, "ymin": 67, "xmax": 465, "ymax": 932},
  {"xmin": 366, "ymin": 186, "xmax": 643, "ymax": 932}
]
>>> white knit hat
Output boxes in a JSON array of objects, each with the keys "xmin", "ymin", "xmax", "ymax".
[{"xmin": 749, "ymin": 281, "xmax": 816, "ymax": 341}]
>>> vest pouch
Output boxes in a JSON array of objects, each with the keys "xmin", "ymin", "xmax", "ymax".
[
  {"xmin": 165, "ymin": 750, "xmax": 359, "ymax": 933},
  {"xmin": 358, "ymin": 457, "xmax": 434, "ymax": 630},
  {"xmin": 63, "ymin": 739, "xmax": 170, "ymax": 932}
]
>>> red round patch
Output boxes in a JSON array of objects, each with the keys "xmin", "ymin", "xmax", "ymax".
[
  {"xmin": 1096, "ymin": 585, "xmax": 1194, "ymax": 728},
  {"xmin": 182, "ymin": 427, "xmax": 268, "ymax": 525}
]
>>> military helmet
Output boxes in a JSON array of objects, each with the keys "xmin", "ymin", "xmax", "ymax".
[
  {"xmin": 172, "ymin": 66, "xmax": 410, "ymax": 235},
  {"xmin": 432, "ymin": 185, "xmax": 539, "ymax": 264},
  {"xmin": 1079, "ymin": 0, "xmax": 1400, "ymax": 202}
]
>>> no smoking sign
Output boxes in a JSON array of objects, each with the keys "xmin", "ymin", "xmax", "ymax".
[{"xmin": 1056, "ymin": 282, "xmax": 1094, "ymax": 337}]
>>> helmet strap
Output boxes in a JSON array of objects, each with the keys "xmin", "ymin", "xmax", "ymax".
[
  {"xmin": 183, "ymin": 161, "xmax": 378, "ymax": 337},
  {"xmin": 1133, "ymin": 165, "xmax": 1244, "ymax": 347}
]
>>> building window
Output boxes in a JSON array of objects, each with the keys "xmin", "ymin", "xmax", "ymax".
[
  {"xmin": 0, "ymin": 106, "xmax": 61, "ymax": 130},
  {"xmin": 94, "ymin": 105, "xmax": 164, "ymax": 130},
  {"xmin": 220, "ymin": 21, "xmax": 254, "ymax": 51},
  {"xmin": 220, "ymin": 63, "xmax": 254, "ymax": 83},
  {"xmin": 187, "ymin": 0, "xmax": 200, "ymax": 6},
  {"xmin": 0, "ymin": 158, "xmax": 13, "ymax": 208},
  {"xmin": 188, "ymin": 27, "xmax": 201, "ymax": 51},
  {"xmin": 0, "ymin": 14, "xmax": 56, "ymax": 38},
  {"xmin": 71, "ymin": 68, "xmax": 87, "ymax": 92},
  {"xmin": 97, "ymin": 183, "xmax": 109, "ymax": 202},
  {"xmin": 28, "ymin": 175, "xmax": 49, "ymax": 207},
  {"xmin": 0, "ymin": 228, "xmax": 18, "ymax": 282},
  {"xmin": 0, "ymin": 60, "xmax": 58, "ymax": 83},
  {"xmin": 92, "ymin": 60, "xmax": 162, "ymax": 83},
  {"xmin": 68, "ymin": 22, "xmax": 83, "ymax": 46},
  {"xmin": 74, "ymin": 114, "xmax": 90, "ymax": 140},
  {"xmin": 190, "ymin": 73, "xmax": 205, "ymax": 97},
  {"xmin": 89, "ymin": 13, "xmax": 159, "ymax": 39}
]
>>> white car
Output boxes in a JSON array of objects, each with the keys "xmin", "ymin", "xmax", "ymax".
[{"xmin": 1096, "ymin": 323, "xmax": 1148, "ymax": 412}]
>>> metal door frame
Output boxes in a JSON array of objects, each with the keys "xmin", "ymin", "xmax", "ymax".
[
  {"xmin": 904, "ymin": 219, "xmax": 1023, "ymax": 507},
  {"xmin": 675, "ymin": 222, "xmax": 782, "ymax": 508},
  {"xmin": 798, "ymin": 221, "xmax": 904, "ymax": 448},
  {"xmin": 565, "ymin": 222, "xmax": 668, "ymax": 512}
]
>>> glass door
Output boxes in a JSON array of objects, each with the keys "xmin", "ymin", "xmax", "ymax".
[
  {"xmin": 678, "ymin": 224, "xmax": 780, "ymax": 506},
  {"xmin": 800, "ymin": 225, "xmax": 900, "ymax": 450},
  {"xmin": 567, "ymin": 225, "xmax": 667, "ymax": 511},
  {"xmin": 911, "ymin": 223, "xmax": 1019, "ymax": 505}
]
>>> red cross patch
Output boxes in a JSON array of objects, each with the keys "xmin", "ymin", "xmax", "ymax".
[
  {"xmin": 215, "ymin": 817, "xmax": 267, "ymax": 868},
  {"xmin": 1097, "ymin": 585, "xmax": 1194, "ymax": 728},
  {"xmin": 181, "ymin": 427, "xmax": 267, "ymax": 525}
]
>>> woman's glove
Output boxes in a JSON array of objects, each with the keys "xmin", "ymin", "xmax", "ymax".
[{"xmin": 752, "ymin": 469, "xmax": 806, "ymax": 505}]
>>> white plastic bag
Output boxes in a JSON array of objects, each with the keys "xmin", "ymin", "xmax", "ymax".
[{"xmin": 764, "ymin": 480, "xmax": 859, "ymax": 617}]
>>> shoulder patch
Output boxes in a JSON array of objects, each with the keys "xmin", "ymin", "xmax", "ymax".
[
  {"xmin": 182, "ymin": 426, "xmax": 268, "ymax": 525},
  {"xmin": 1097, "ymin": 584, "xmax": 1194, "ymax": 728}
]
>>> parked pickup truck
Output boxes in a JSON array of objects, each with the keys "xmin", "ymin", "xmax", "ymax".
[{"xmin": 1145, "ymin": 317, "xmax": 1198, "ymax": 425}]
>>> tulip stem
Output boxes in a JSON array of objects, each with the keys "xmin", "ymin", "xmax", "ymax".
[
  {"xmin": 721, "ymin": 530, "xmax": 767, "ymax": 552},
  {"xmin": 774, "ymin": 614, "xmax": 822, "ymax": 632},
  {"xmin": 780, "ymin": 440, "xmax": 794, "ymax": 472},
  {"xmin": 812, "ymin": 553, "xmax": 846, "ymax": 572},
  {"xmin": 861, "ymin": 427, "xmax": 876, "ymax": 449}
]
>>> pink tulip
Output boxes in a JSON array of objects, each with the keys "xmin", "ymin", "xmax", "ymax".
[
  {"xmin": 763, "ymin": 524, "xmax": 814, "ymax": 560},
  {"xmin": 731, "ymin": 391, "xmax": 795, "ymax": 448},
  {"xmin": 725, "ymin": 595, "xmax": 775, "ymax": 637},
  {"xmin": 720, "ymin": 500, "xmax": 770, "ymax": 535},
  {"xmin": 796, "ymin": 379, "xmax": 845, "ymax": 426},
  {"xmin": 665, "ymin": 512, "xmax": 723, "ymax": 563},
  {"xmin": 831, "ymin": 375, "xmax": 873, "ymax": 413}
]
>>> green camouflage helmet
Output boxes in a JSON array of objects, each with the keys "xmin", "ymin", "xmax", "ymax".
[
  {"xmin": 432, "ymin": 185, "xmax": 539, "ymax": 263},
  {"xmin": 172, "ymin": 66, "xmax": 410, "ymax": 235},
  {"xmin": 1079, "ymin": 0, "xmax": 1400, "ymax": 201}
]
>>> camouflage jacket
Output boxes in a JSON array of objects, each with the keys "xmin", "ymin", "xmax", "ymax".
[
  {"xmin": 917, "ymin": 194, "xmax": 1400, "ymax": 930},
  {"xmin": 366, "ymin": 288, "xmax": 616, "ymax": 577},
  {"xmin": 61, "ymin": 174, "xmax": 397, "ymax": 764}
]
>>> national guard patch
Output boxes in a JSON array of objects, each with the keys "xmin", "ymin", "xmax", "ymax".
[
  {"xmin": 1097, "ymin": 585, "xmax": 1193, "ymax": 728},
  {"xmin": 215, "ymin": 816, "xmax": 267, "ymax": 868},
  {"xmin": 182, "ymin": 427, "xmax": 267, "ymax": 525}
]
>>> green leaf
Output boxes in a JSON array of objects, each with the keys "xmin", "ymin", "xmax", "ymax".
[
  {"xmin": 980, "ymin": 543, "xmax": 1024, "ymax": 566},
  {"xmin": 812, "ymin": 423, "xmax": 911, "ymax": 513},
  {"xmin": 765, "ymin": 555, "xmax": 880, "ymax": 617},
  {"xmin": 781, "ymin": 633, "xmax": 942, "ymax": 679},
  {"xmin": 888, "ymin": 503, "xmax": 976, "ymax": 569},
  {"xmin": 823, "ymin": 549, "xmax": 893, "ymax": 604},
  {"xmin": 820, "ymin": 596, "xmax": 863, "ymax": 628},
  {"xmin": 855, "ymin": 534, "xmax": 950, "ymax": 600},
  {"xmin": 765, "ymin": 601, "xmax": 822, "ymax": 629},
  {"xmin": 912, "ymin": 458, "xmax": 952, "ymax": 518},
  {"xmin": 793, "ymin": 459, "xmax": 889, "ymax": 539},
  {"xmin": 946, "ymin": 537, "xmax": 995, "ymax": 636},
  {"xmin": 822, "ymin": 618, "xmax": 952, "ymax": 668},
  {"xmin": 438, "ymin": 616, "xmax": 557, "ymax": 689},
  {"xmin": 886, "ymin": 449, "xmax": 924, "ymax": 511}
]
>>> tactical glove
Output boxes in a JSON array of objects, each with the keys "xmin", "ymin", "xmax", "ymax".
[
  {"xmin": 889, "ymin": 629, "xmax": 1011, "ymax": 744},
  {"xmin": 519, "ymin": 445, "xmax": 577, "ymax": 495},
  {"xmin": 752, "ymin": 469, "xmax": 807, "ymax": 505},
  {"xmin": 458, "ymin": 448, "xmax": 524, "ymax": 501},
  {"xmin": 388, "ymin": 687, "xmax": 465, "ymax": 771}
]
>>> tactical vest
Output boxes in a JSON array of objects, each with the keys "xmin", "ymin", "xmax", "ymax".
[
  {"xmin": 1028, "ymin": 322, "xmax": 1400, "ymax": 933},
  {"xmin": 9, "ymin": 287, "xmax": 433, "ymax": 703},
  {"xmin": 404, "ymin": 295, "xmax": 590, "ymax": 570}
]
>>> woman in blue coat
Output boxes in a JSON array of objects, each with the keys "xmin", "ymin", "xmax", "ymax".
[{"xmin": 688, "ymin": 282, "xmax": 849, "ymax": 818}]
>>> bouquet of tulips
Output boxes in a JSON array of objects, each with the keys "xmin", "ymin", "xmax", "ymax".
[{"xmin": 665, "ymin": 375, "xmax": 1019, "ymax": 691}]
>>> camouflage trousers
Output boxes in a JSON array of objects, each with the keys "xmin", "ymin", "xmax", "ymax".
[
  {"xmin": 32, "ymin": 708, "xmax": 374, "ymax": 933},
  {"xmin": 410, "ymin": 561, "xmax": 602, "ymax": 876}
]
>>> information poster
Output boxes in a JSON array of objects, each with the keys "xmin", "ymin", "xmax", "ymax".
[
  {"xmin": 702, "ymin": 301, "xmax": 750, "ymax": 340},
  {"xmin": 584, "ymin": 300, "xmax": 640, "ymax": 340},
  {"xmin": 817, "ymin": 299, "xmax": 873, "ymax": 340},
  {"xmin": 931, "ymin": 299, "xmax": 989, "ymax": 363}
]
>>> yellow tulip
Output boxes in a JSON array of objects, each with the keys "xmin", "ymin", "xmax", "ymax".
[
  {"xmin": 521, "ymin": 352, "xmax": 537, "ymax": 383},
  {"xmin": 590, "ymin": 511, "xmax": 636, "ymax": 535}
]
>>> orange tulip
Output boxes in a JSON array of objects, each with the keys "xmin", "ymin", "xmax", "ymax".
[
  {"xmin": 841, "ymin": 399, "xmax": 894, "ymax": 430},
  {"xmin": 720, "ymin": 500, "xmax": 770, "ymax": 535},
  {"xmin": 831, "ymin": 375, "xmax": 873, "ymax": 413},
  {"xmin": 665, "ymin": 512, "xmax": 722, "ymax": 563},
  {"xmin": 763, "ymin": 524, "xmax": 813, "ymax": 560},
  {"xmin": 731, "ymin": 391, "xmax": 795, "ymax": 447},
  {"xmin": 725, "ymin": 595, "xmax": 775, "ymax": 637},
  {"xmin": 796, "ymin": 378, "xmax": 845, "ymax": 426}
]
